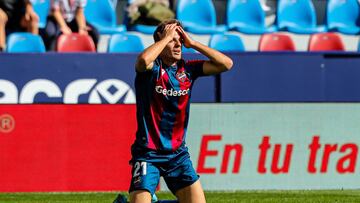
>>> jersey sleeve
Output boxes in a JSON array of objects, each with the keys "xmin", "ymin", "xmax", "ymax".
[
  {"xmin": 135, "ymin": 58, "xmax": 160, "ymax": 79},
  {"xmin": 185, "ymin": 60, "xmax": 205, "ymax": 80}
]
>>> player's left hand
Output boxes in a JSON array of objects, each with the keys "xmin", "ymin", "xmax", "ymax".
[{"xmin": 177, "ymin": 26, "xmax": 195, "ymax": 48}]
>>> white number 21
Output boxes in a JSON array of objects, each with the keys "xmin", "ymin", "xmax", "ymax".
[{"xmin": 133, "ymin": 162, "xmax": 147, "ymax": 177}]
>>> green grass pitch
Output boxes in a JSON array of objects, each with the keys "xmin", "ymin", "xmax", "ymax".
[{"xmin": 0, "ymin": 190, "xmax": 359, "ymax": 202}]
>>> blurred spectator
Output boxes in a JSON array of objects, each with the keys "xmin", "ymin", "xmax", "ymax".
[
  {"xmin": 0, "ymin": 0, "xmax": 39, "ymax": 51},
  {"xmin": 260, "ymin": 0, "xmax": 276, "ymax": 26},
  {"xmin": 43, "ymin": 0, "xmax": 99, "ymax": 51},
  {"xmin": 127, "ymin": 0, "xmax": 174, "ymax": 27}
]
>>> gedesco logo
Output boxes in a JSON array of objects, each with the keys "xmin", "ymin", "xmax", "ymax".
[
  {"xmin": 0, "ymin": 79, "xmax": 136, "ymax": 104},
  {"xmin": 155, "ymin": 86, "xmax": 190, "ymax": 97}
]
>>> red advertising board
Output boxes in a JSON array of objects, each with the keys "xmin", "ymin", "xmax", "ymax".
[{"xmin": 0, "ymin": 105, "xmax": 136, "ymax": 192}]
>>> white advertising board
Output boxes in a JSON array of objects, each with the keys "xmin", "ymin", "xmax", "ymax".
[{"xmin": 160, "ymin": 103, "xmax": 360, "ymax": 190}]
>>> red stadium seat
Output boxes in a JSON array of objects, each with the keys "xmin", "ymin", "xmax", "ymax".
[
  {"xmin": 258, "ymin": 33, "xmax": 296, "ymax": 51},
  {"xmin": 56, "ymin": 33, "xmax": 96, "ymax": 52},
  {"xmin": 308, "ymin": 32, "xmax": 345, "ymax": 51}
]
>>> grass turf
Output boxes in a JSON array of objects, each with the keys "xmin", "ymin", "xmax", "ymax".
[{"xmin": 0, "ymin": 190, "xmax": 359, "ymax": 203}]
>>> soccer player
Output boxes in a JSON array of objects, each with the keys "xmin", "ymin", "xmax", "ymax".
[{"xmin": 129, "ymin": 19, "xmax": 233, "ymax": 203}]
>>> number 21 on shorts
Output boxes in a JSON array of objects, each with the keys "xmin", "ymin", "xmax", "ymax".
[{"xmin": 133, "ymin": 162, "xmax": 147, "ymax": 177}]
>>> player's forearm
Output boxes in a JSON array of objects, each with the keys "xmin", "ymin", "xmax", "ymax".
[
  {"xmin": 192, "ymin": 41, "xmax": 233, "ymax": 71},
  {"xmin": 136, "ymin": 36, "xmax": 172, "ymax": 72}
]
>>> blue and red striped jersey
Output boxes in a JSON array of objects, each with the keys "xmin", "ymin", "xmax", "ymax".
[{"xmin": 134, "ymin": 58, "xmax": 205, "ymax": 152}]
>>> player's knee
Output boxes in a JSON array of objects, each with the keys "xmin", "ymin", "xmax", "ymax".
[
  {"xmin": 175, "ymin": 180, "xmax": 206, "ymax": 203},
  {"xmin": 130, "ymin": 190, "xmax": 152, "ymax": 203}
]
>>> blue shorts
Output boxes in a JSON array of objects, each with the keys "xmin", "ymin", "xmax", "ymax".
[{"xmin": 129, "ymin": 145, "xmax": 199, "ymax": 195}]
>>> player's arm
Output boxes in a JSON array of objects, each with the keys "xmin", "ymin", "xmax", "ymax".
[
  {"xmin": 177, "ymin": 27, "xmax": 233, "ymax": 75},
  {"xmin": 135, "ymin": 24, "xmax": 178, "ymax": 72}
]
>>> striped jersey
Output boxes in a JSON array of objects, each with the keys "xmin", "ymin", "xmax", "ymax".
[{"xmin": 134, "ymin": 58, "xmax": 205, "ymax": 152}]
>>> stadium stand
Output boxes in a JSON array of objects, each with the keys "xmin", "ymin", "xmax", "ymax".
[
  {"xmin": 2, "ymin": 0, "xmax": 359, "ymax": 52},
  {"xmin": 126, "ymin": 0, "xmax": 174, "ymax": 34},
  {"xmin": 258, "ymin": 33, "xmax": 296, "ymax": 51},
  {"xmin": 176, "ymin": 0, "xmax": 227, "ymax": 34},
  {"xmin": 326, "ymin": 0, "xmax": 360, "ymax": 35},
  {"xmin": 276, "ymin": 0, "xmax": 326, "ymax": 34},
  {"xmin": 56, "ymin": 33, "xmax": 96, "ymax": 52},
  {"xmin": 84, "ymin": 0, "xmax": 126, "ymax": 34},
  {"xmin": 208, "ymin": 33, "xmax": 244, "ymax": 52},
  {"xmin": 32, "ymin": 0, "xmax": 51, "ymax": 29},
  {"xmin": 308, "ymin": 32, "xmax": 345, "ymax": 51},
  {"xmin": 227, "ymin": 0, "xmax": 276, "ymax": 34},
  {"xmin": 108, "ymin": 33, "xmax": 144, "ymax": 53},
  {"xmin": 182, "ymin": 46, "xmax": 197, "ymax": 53},
  {"xmin": 6, "ymin": 32, "xmax": 46, "ymax": 53}
]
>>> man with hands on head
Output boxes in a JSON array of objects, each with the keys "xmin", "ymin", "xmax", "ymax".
[{"xmin": 129, "ymin": 19, "xmax": 233, "ymax": 203}]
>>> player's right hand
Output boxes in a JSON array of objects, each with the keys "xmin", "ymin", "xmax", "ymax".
[{"xmin": 159, "ymin": 23, "xmax": 178, "ymax": 41}]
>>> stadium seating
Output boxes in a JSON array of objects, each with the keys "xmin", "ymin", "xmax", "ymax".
[
  {"xmin": 227, "ymin": 0, "xmax": 276, "ymax": 34},
  {"xmin": 131, "ymin": 25, "xmax": 157, "ymax": 35},
  {"xmin": 84, "ymin": 0, "xmax": 126, "ymax": 34},
  {"xmin": 56, "ymin": 33, "xmax": 96, "ymax": 52},
  {"xmin": 326, "ymin": 0, "xmax": 360, "ymax": 35},
  {"xmin": 209, "ymin": 33, "xmax": 244, "ymax": 52},
  {"xmin": 6, "ymin": 32, "xmax": 46, "ymax": 53},
  {"xmin": 108, "ymin": 33, "xmax": 144, "ymax": 53},
  {"xmin": 308, "ymin": 32, "xmax": 345, "ymax": 51},
  {"xmin": 277, "ymin": 0, "xmax": 326, "ymax": 34},
  {"xmin": 32, "ymin": 0, "xmax": 50, "ymax": 28},
  {"xmin": 176, "ymin": 0, "xmax": 227, "ymax": 34},
  {"xmin": 182, "ymin": 46, "xmax": 197, "ymax": 53},
  {"xmin": 258, "ymin": 33, "xmax": 296, "ymax": 51}
]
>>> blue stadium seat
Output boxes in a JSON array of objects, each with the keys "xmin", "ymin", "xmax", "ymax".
[
  {"xmin": 182, "ymin": 46, "xmax": 197, "ymax": 53},
  {"xmin": 131, "ymin": 25, "xmax": 157, "ymax": 35},
  {"xmin": 327, "ymin": 0, "xmax": 360, "ymax": 35},
  {"xmin": 176, "ymin": 0, "xmax": 227, "ymax": 34},
  {"xmin": 208, "ymin": 33, "xmax": 244, "ymax": 52},
  {"xmin": 277, "ymin": 0, "xmax": 326, "ymax": 34},
  {"xmin": 227, "ymin": 0, "xmax": 276, "ymax": 34},
  {"xmin": 84, "ymin": 0, "xmax": 126, "ymax": 34},
  {"xmin": 32, "ymin": 0, "xmax": 50, "ymax": 28},
  {"xmin": 108, "ymin": 33, "xmax": 144, "ymax": 53},
  {"xmin": 6, "ymin": 32, "xmax": 46, "ymax": 53}
]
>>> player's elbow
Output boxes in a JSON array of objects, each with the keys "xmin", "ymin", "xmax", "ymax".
[
  {"xmin": 136, "ymin": 54, "xmax": 152, "ymax": 72},
  {"xmin": 222, "ymin": 57, "xmax": 233, "ymax": 71}
]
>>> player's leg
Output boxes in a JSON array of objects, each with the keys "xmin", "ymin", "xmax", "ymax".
[
  {"xmin": 163, "ymin": 147, "xmax": 206, "ymax": 203},
  {"xmin": 130, "ymin": 190, "xmax": 152, "ymax": 203},
  {"xmin": 129, "ymin": 161, "xmax": 160, "ymax": 203},
  {"xmin": 175, "ymin": 180, "xmax": 206, "ymax": 203}
]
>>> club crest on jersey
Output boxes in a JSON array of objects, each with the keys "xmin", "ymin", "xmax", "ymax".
[{"xmin": 176, "ymin": 71, "xmax": 187, "ymax": 82}]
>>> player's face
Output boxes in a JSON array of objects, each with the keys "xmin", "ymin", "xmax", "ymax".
[{"xmin": 162, "ymin": 32, "xmax": 182, "ymax": 61}]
